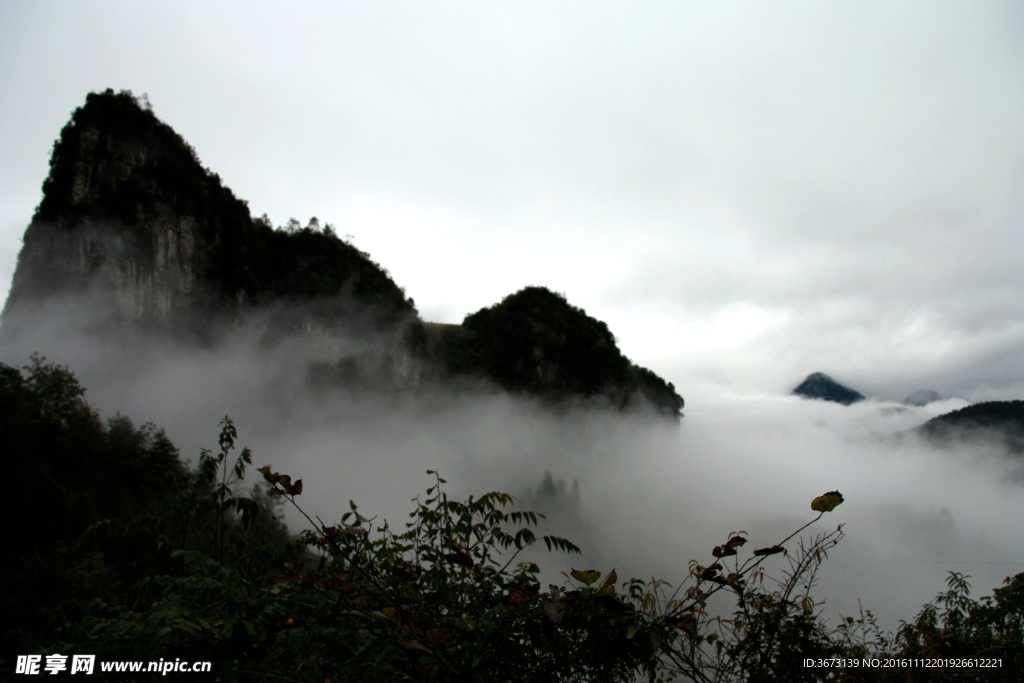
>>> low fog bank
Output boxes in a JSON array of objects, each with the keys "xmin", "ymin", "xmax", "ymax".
[{"xmin": 2, "ymin": 306, "xmax": 1023, "ymax": 633}]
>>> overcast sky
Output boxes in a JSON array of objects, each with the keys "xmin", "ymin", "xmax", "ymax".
[{"xmin": 2, "ymin": 1, "xmax": 1024, "ymax": 401}]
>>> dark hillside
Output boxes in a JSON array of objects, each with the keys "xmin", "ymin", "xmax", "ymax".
[
  {"xmin": 918, "ymin": 400, "xmax": 1024, "ymax": 452},
  {"xmin": 1, "ymin": 358, "xmax": 301, "ymax": 661},
  {"xmin": 437, "ymin": 287, "xmax": 683, "ymax": 416}
]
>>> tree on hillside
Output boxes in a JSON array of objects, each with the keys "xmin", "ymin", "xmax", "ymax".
[{"xmin": 0, "ymin": 358, "xmax": 301, "ymax": 664}]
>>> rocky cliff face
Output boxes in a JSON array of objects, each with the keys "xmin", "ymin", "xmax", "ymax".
[
  {"xmin": 2, "ymin": 90, "xmax": 682, "ymax": 413},
  {"xmin": 2, "ymin": 89, "xmax": 424, "ymax": 388},
  {"xmin": 7, "ymin": 212, "xmax": 205, "ymax": 325},
  {"xmin": 3, "ymin": 91, "xmax": 216, "ymax": 328}
]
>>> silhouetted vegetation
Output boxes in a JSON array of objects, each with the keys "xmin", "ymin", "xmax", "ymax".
[
  {"xmin": 437, "ymin": 286, "xmax": 684, "ymax": 416},
  {"xmin": 1, "ymin": 358, "xmax": 303, "ymax": 667},
  {"xmin": 919, "ymin": 400, "xmax": 1024, "ymax": 453},
  {"xmin": 5, "ymin": 360, "xmax": 1019, "ymax": 681},
  {"xmin": 921, "ymin": 400, "xmax": 1024, "ymax": 434}
]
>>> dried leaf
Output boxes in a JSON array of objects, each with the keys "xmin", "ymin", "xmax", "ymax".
[
  {"xmin": 424, "ymin": 628, "xmax": 453, "ymax": 647},
  {"xmin": 258, "ymin": 465, "xmax": 281, "ymax": 484},
  {"xmin": 724, "ymin": 536, "xmax": 747, "ymax": 550},
  {"xmin": 700, "ymin": 563, "xmax": 722, "ymax": 580},
  {"xmin": 570, "ymin": 569, "xmax": 602, "ymax": 586},
  {"xmin": 398, "ymin": 639, "xmax": 432, "ymax": 654},
  {"xmin": 597, "ymin": 569, "xmax": 618, "ymax": 593},
  {"xmin": 542, "ymin": 599, "xmax": 568, "ymax": 623},
  {"xmin": 666, "ymin": 614, "xmax": 697, "ymax": 636},
  {"xmin": 507, "ymin": 583, "xmax": 540, "ymax": 606},
  {"xmin": 752, "ymin": 545, "xmax": 785, "ymax": 557},
  {"xmin": 811, "ymin": 491, "xmax": 844, "ymax": 513},
  {"xmin": 724, "ymin": 572, "xmax": 743, "ymax": 589}
]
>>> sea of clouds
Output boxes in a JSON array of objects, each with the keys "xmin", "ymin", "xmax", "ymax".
[{"xmin": 2, "ymin": 303, "xmax": 1022, "ymax": 633}]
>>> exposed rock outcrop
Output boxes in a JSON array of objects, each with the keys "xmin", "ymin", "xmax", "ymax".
[
  {"xmin": 1, "ymin": 89, "xmax": 424, "ymax": 388},
  {"xmin": 1, "ymin": 89, "xmax": 683, "ymax": 414}
]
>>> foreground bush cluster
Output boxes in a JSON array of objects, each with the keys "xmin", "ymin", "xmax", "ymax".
[{"xmin": 2, "ymin": 358, "xmax": 1022, "ymax": 681}]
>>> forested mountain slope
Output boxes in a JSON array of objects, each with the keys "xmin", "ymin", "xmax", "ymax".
[
  {"xmin": 919, "ymin": 400, "xmax": 1024, "ymax": 452},
  {"xmin": 1, "ymin": 89, "xmax": 681, "ymax": 414}
]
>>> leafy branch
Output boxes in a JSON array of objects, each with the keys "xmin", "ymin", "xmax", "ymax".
[{"xmin": 195, "ymin": 416, "xmax": 256, "ymax": 564}]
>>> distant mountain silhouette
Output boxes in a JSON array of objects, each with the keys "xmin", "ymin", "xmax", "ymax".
[
  {"xmin": 904, "ymin": 389, "xmax": 940, "ymax": 406},
  {"xmin": 1, "ymin": 89, "xmax": 682, "ymax": 416},
  {"xmin": 918, "ymin": 400, "xmax": 1024, "ymax": 452},
  {"xmin": 792, "ymin": 372, "xmax": 865, "ymax": 405}
]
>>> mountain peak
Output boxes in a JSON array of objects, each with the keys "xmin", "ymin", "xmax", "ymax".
[
  {"xmin": 792, "ymin": 372, "xmax": 865, "ymax": 405},
  {"xmin": 5, "ymin": 89, "xmax": 418, "ymax": 335},
  {"xmin": 904, "ymin": 389, "xmax": 941, "ymax": 406},
  {"xmin": 437, "ymin": 286, "xmax": 684, "ymax": 416},
  {"xmin": 33, "ymin": 89, "xmax": 212, "ymax": 225},
  {"xmin": 2, "ymin": 90, "xmax": 683, "ymax": 415}
]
